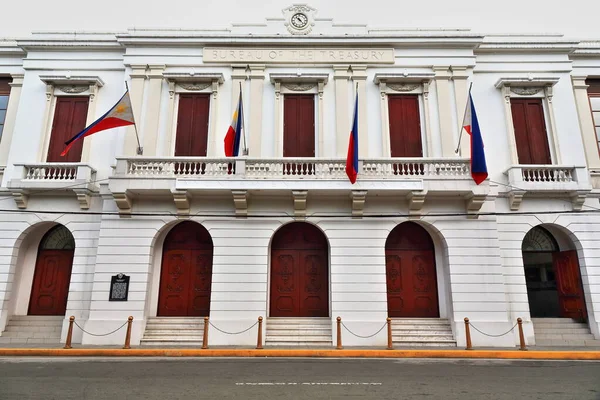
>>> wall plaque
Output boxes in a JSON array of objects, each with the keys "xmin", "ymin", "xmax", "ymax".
[
  {"xmin": 109, "ymin": 273, "xmax": 130, "ymax": 302},
  {"xmin": 203, "ymin": 47, "xmax": 395, "ymax": 64}
]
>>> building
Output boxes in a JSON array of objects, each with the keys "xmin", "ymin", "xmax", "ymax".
[{"xmin": 0, "ymin": 5, "xmax": 599, "ymax": 348}]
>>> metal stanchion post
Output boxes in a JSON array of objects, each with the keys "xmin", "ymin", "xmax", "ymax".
[
  {"xmin": 517, "ymin": 318, "xmax": 527, "ymax": 351},
  {"xmin": 123, "ymin": 316, "xmax": 133, "ymax": 349},
  {"xmin": 202, "ymin": 316, "xmax": 209, "ymax": 349},
  {"xmin": 64, "ymin": 316, "xmax": 75, "ymax": 349},
  {"xmin": 256, "ymin": 316, "xmax": 263, "ymax": 350},
  {"xmin": 336, "ymin": 317, "xmax": 342, "ymax": 350},
  {"xmin": 386, "ymin": 318, "xmax": 393, "ymax": 350},
  {"xmin": 464, "ymin": 317, "xmax": 472, "ymax": 350}
]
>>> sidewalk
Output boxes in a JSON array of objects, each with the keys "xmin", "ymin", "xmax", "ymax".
[{"xmin": 1, "ymin": 344, "xmax": 599, "ymax": 360}]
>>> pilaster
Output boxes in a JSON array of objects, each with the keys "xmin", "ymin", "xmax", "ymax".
[
  {"xmin": 352, "ymin": 66, "xmax": 368, "ymax": 157},
  {"xmin": 572, "ymin": 76, "xmax": 600, "ymax": 169},
  {"xmin": 501, "ymin": 86, "xmax": 519, "ymax": 165},
  {"xmin": 141, "ymin": 65, "xmax": 165, "ymax": 156},
  {"xmin": 0, "ymin": 74, "xmax": 24, "ymax": 168},
  {"xmin": 334, "ymin": 65, "xmax": 351, "ymax": 157},
  {"xmin": 434, "ymin": 67, "xmax": 455, "ymax": 157},
  {"xmin": 123, "ymin": 65, "xmax": 147, "ymax": 156},
  {"xmin": 248, "ymin": 65, "xmax": 265, "ymax": 157},
  {"xmin": 452, "ymin": 67, "xmax": 471, "ymax": 157}
]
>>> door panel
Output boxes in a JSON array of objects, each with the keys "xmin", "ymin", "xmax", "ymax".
[
  {"xmin": 511, "ymin": 98, "xmax": 552, "ymax": 165},
  {"xmin": 270, "ymin": 250, "xmax": 300, "ymax": 317},
  {"xmin": 299, "ymin": 251, "xmax": 329, "ymax": 317},
  {"xmin": 553, "ymin": 250, "xmax": 587, "ymax": 320},
  {"xmin": 175, "ymin": 94, "xmax": 210, "ymax": 157},
  {"xmin": 283, "ymin": 95, "xmax": 315, "ymax": 157},
  {"xmin": 388, "ymin": 95, "xmax": 423, "ymax": 157},
  {"xmin": 47, "ymin": 97, "xmax": 89, "ymax": 162},
  {"xmin": 188, "ymin": 250, "xmax": 213, "ymax": 316},
  {"xmin": 29, "ymin": 250, "xmax": 74, "ymax": 315},
  {"xmin": 386, "ymin": 250, "xmax": 439, "ymax": 318},
  {"xmin": 158, "ymin": 250, "xmax": 192, "ymax": 316}
]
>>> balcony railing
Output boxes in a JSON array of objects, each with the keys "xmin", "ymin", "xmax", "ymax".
[
  {"xmin": 504, "ymin": 165, "xmax": 592, "ymax": 211},
  {"xmin": 8, "ymin": 163, "xmax": 98, "ymax": 209},
  {"xmin": 115, "ymin": 157, "xmax": 471, "ymax": 180}
]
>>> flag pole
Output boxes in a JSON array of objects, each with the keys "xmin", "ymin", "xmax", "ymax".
[
  {"xmin": 455, "ymin": 82, "xmax": 473, "ymax": 154},
  {"xmin": 125, "ymin": 81, "xmax": 143, "ymax": 155},
  {"xmin": 240, "ymin": 82, "xmax": 248, "ymax": 156}
]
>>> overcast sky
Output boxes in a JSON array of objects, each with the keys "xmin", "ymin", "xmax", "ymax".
[{"xmin": 1, "ymin": 0, "xmax": 599, "ymax": 39}]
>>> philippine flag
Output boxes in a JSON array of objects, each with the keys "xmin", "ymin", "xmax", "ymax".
[
  {"xmin": 345, "ymin": 92, "xmax": 359, "ymax": 184},
  {"xmin": 61, "ymin": 91, "xmax": 135, "ymax": 156},
  {"xmin": 224, "ymin": 89, "xmax": 243, "ymax": 157},
  {"xmin": 462, "ymin": 93, "xmax": 488, "ymax": 185}
]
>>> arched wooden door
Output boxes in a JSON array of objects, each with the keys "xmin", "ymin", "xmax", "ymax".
[
  {"xmin": 270, "ymin": 223, "xmax": 329, "ymax": 317},
  {"xmin": 29, "ymin": 225, "xmax": 75, "ymax": 316},
  {"xmin": 522, "ymin": 226, "xmax": 587, "ymax": 320},
  {"xmin": 385, "ymin": 222, "xmax": 439, "ymax": 318},
  {"xmin": 157, "ymin": 222, "xmax": 213, "ymax": 317}
]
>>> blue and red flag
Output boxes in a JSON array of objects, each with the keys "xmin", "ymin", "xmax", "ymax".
[
  {"xmin": 345, "ymin": 92, "xmax": 359, "ymax": 184},
  {"xmin": 61, "ymin": 91, "xmax": 135, "ymax": 156},
  {"xmin": 462, "ymin": 93, "xmax": 488, "ymax": 185},
  {"xmin": 224, "ymin": 88, "xmax": 243, "ymax": 157}
]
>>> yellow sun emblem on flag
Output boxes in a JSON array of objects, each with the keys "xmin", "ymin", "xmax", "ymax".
[{"xmin": 115, "ymin": 104, "xmax": 127, "ymax": 114}]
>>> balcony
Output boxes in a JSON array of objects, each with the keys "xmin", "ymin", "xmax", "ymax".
[
  {"xmin": 8, "ymin": 163, "xmax": 99, "ymax": 209},
  {"xmin": 504, "ymin": 165, "xmax": 592, "ymax": 210},
  {"xmin": 109, "ymin": 157, "xmax": 489, "ymax": 217}
]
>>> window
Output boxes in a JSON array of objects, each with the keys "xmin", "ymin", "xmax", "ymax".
[
  {"xmin": 47, "ymin": 97, "xmax": 89, "ymax": 162},
  {"xmin": 587, "ymin": 79, "xmax": 600, "ymax": 156},
  {"xmin": 510, "ymin": 98, "xmax": 552, "ymax": 165},
  {"xmin": 283, "ymin": 94, "xmax": 315, "ymax": 157},
  {"xmin": 174, "ymin": 94, "xmax": 210, "ymax": 157},
  {"xmin": 0, "ymin": 77, "xmax": 11, "ymax": 143},
  {"xmin": 388, "ymin": 95, "xmax": 422, "ymax": 157}
]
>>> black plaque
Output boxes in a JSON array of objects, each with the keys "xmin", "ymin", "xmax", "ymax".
[{"xmin": 109, "ymin": 273, "xmax": 130, "ymax": 301}]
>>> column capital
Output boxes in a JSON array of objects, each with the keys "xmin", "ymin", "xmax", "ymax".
[
  {"xmin": 571, "ymin": 75, "xmax": 589, "ymax": 89},
  {"xmin": 451, "ymin": 66, "xmax": 470, "ymax": 79},
  {"xmin": 9, "ymin": 73, "xmax": 24, "ymax": 87},
  {"xmin": 248, "ymin": 64, "xmax": 266, "ymax": 79},
  {"xmin": 433, "ymin": 66, "xmax": 451, "ymax": 79},
  {"xmin": 147, "ymin": 64, "xmax": 165, "ymax": 79},
  {"xmin": 231, "ymin": 65, "xmax": 248, "ymax": 80}
]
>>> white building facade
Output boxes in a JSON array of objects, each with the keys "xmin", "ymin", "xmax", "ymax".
[{"xmin": 0, "ymin": 5, "xmax": 599, "ymax": 347}]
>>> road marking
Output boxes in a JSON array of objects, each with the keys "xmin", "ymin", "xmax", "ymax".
[{"xmin": 235, "ymin": 382, "xmax": 382, "ymax": 386}]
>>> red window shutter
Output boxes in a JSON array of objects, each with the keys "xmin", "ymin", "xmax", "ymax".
[
  {"xmin": 175, "ymin": 94, "xmax": 210, "ymax": 157},
  {"xmin": 47, "ymin": 97, "xmax": 89, "ymax": 162},
  {"xmin": 283, "ymin": 94, "xmax": 315, "ymax": 157},
  {"xmin": 510, "ymin": 98, "xmax": 552, "ymax": 165},
  {"xmin": 388, "ymin": 95, "xmax": 423, "ymax": 157},
  {"xmin": 0, "ymin": 77, "xmax": 11, "ymax": 95}
]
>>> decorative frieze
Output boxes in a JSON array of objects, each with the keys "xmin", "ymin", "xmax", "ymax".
[
  {"xmin": 388, "ymin": 83, "xmax": 420, "ymax": 92},
  {"xmin": 178, "ymin": 82, "xmax": 212, "ymax": 91},
  {"xmin": 204, "ymin": 47, "xmax": 394, "ymax": 64},
  {"xmin": 57, "ymin": 85, "xmax": 89, "ymax": 94},
  {"xmin": 510, "ymin": 87, "xmax": 542, "ymax": 96},
  {"xmin": 282, "ymin": 82, "xmax": 317, "ymax": 91}
]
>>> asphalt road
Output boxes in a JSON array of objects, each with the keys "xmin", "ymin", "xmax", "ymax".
[{"xmin": 0, "ymin": 357, "xmax": 599, "ymax": 400}]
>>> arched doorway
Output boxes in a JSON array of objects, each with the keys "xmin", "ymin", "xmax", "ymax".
[
  {"xmin": 157, "ymin": 221, "xmax": 213, "ymax": 317},
  {"xmin": 522, "ymin": 226, "xmax": 587, "ymax": 321},
  {"xmin": 385, "ymin": 222, "xmax": 439, "ymax": 318},
  {"xmin": 28, "ymin": 225, "xmax": 75, "ymax": 315},
  {"xmin": 270, "ymin": 222, "xmax": 329, "ymax": 317}
]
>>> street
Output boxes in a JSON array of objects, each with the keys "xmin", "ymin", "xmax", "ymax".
[{"xmin": 0, "ymin": 357, "xmax": 599, "ymax": 400}]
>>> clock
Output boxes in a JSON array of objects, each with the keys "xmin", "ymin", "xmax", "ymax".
[{"xmin": 290, "ymin": 12, "xmax": 308, "ymax": 29}]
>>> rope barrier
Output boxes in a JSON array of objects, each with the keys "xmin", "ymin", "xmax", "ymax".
[
  {"xmin": 469, "ymin": 322, "xmax": 518, "ymax": 338},
  {"xmin": 73, "ymin": 321, "xmax": 128, "ymax": 337},
  {"xmin": 208, "ymin": 321, "xmax": 258, "ymax": 335},
  {"xmin": 341, "ymin": 321, "xmax": 388, "ymax": 339}
]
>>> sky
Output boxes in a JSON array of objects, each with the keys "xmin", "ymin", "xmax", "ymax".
[{"xmin": 1, "ymin": 0, "xmax": 599, "ymax": 39}]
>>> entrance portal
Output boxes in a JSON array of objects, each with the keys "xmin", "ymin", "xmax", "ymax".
[
  {"xmin": 385, "ymin": 222, "xmax": 439, "ymax": 318},
  {"xmin": 270, "ymin": 223, "xmax": 329, "ymax": 317},
  {"xmin": 157, "ymin": 222, "xmax": 213, "ymax": 317},
  {"xmin": 522, "ymin": 226, "xmax": 587, "ymax": 320},
  {"xmin": 28, "ymin": 225, "xmax": 75, "ymax": 316}
]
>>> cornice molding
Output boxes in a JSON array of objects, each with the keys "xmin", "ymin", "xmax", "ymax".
[
  {"xmin": 373, "ymin": 72, "xmax": 434, "ymax": 84},
  {"xmin": 163, "ymin": 72, "xmax": 224, "ymax": 84},
  {"xmin": 269, "ymin": 72, "xmax": 329, "ymax": 85},
  {"xmin": 39, "ymin": 74, "xmax": 105, "ymax": 87},
  {"xmin": 494, "ymin": 76, "xmax": 560, "ymax": 89}
]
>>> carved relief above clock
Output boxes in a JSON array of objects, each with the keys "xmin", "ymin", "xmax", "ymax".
[{"xmin": 282, "ymin": 4, "xmax": 316, "ymax": 35}]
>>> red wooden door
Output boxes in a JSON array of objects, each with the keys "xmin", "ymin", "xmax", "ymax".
[
  {"xmin": 47, "ymin": 97, "xmax": 89, "ymax": 162},
  {"xmin": 158, "ymin": 222, "xmax": 213, "ymax": 317},
  {"xmin": 270, "ymin": 223, "xmax": 328, "ymax": 317},
  {"xmin": 283, "ymin": 95, "xmax": 315, "ymax": 157},
  {"xmin": 385, "ymin": 251, "xmax": 439, "ymax": 317},
  {"xmin": 28, "ymin": 250, "xmax": 74, "ymax": 315},
  {"xmin": 388, "ymin": 95, "xmax": 423, "ymax": 157},
  {"xmin": 175, "ymin": 94, "xmax": 210, "ymax": 156},
  {"xmin": 510, "ymin": 98, "xmax": 552, "ymax": 165},
  {"xmin": 385, "ymin": 222, "xmax": 439, "ymax": 318},
  {"xmin": 553, "ymin": 250, "xmax": 587, "ymax": 320}
]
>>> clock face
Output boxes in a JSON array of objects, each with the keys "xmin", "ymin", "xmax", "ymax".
[{"xmin": 290, "ymin": 13, "xmax": 308, "ymax": 29}]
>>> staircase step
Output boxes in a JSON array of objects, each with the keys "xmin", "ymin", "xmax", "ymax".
[
  {"xmin": 536, "ymin": 333, "xmax": 595, "ymax": 340},
  {"xmin": 4, "ymin": 325, "xmax": 62, "ymax": 333},
  {"xmin": 392, "ymin": 341, "xmax": 457, "ymax": 347}
]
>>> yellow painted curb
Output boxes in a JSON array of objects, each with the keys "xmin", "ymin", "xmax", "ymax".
[{"xmin": 0, "ymin": 348, "xmax": 600, "ymax": 360}]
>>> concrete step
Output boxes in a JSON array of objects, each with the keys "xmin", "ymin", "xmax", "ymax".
[
  {"xmin": 267, "ymin": 342, "xmax": 332, "ymax": 347},
  {"xmin": 392, "ymin": 341, "xmax": 457, "ymax": 347},
  {"xmin": 533, "ymin": 327, "xmax": 591, "ymax": 334},
  {"xmin": 142, "ymin": 317, "xmax": 207, "ymax": 344},
  {"xmin": 536, "ymin": 339, "xmax": 600, "ymax": 346},
  {"xmin": 266, "ymin": 317, "xmax": 332, "ymax": 346},
  {"xmin": 0, "ymin": 337, "xmax": 60, "ymax": 344},
  {"xmin": 265, "ymin": 335, "xmax": 331, "ymax": 341},
  {"xmin": 531, "ymin": 318, "xmax": 583, "ymax": 323},
  {"xmin": 535, "ymin": 333, "xmax": 596, "ymax": 340},
  {"xmin": 266, "ymin": 328, "xmax": 331, "ymax": 335},
  {"xmin": 140, "ymin": 339, "xmax": 204, "ymax": 346},
  {"xmin": 0, "ymin": 331, "xmax": 61, "ymax": 338},
  {"xmin": 4, "ymin": 325, "xmax": 62, "ymax": 333},
  {"xmin": 392, "ymin": 334, "xmax": 455, "ymax": 341}
]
